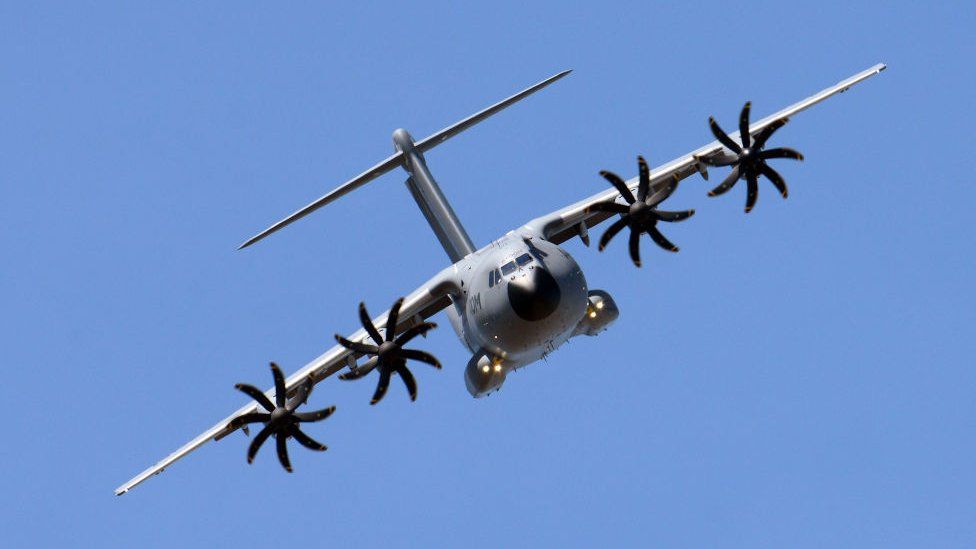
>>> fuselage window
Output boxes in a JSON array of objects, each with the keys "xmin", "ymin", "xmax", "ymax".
[
  {"xmin": 488, "ymin": 269, "xmax": 503, "ymax": 288},
  {"xmin": 516, "ymin": 253, "xmax": 533, "ymax": 267},
  {"xmin": 500, "ymin": 261, "xmax": 517, "ymax": 276}
]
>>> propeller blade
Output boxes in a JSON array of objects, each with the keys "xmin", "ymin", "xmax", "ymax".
[
  {"xmin": 270, "ymin": 362, "xmax": 287, "ymax": 408},
  {"xmin": 586, "ymin": 201, "xmax": 629, "ymax": 215},
  {"xmin": 385, "ymin": 297, "xmax": 404, "ymax": 343},
  {"xmin": 397, "ymin": 365, "xmax": 418, "ymax": 401},
  {"xmin": 760, "ymin": 147, "xmax": 804, "ymax": 161},
  {"xmin": 739, "ymin": 102, "xmax": 752, "ymax": 149},
  {"xmin": 628, "ymin": 229, "xmax": 642, "ymax": 267},
  {"xmin": 228, "ymin": 412, "xmax": 270, "ymax": 431},
  {"xmin": 709, "ymin": 117, "xmax": 742, "ymax": 154},
  {"xmin": 400, "ymin": 348, "xmax": 442, "ymax": 369},
  {"xmin": 598, "ymin": 217, "xmax": 629, "ymax": 251},
  {"xmin": 637, "ymin": 156, "xmax": 650, "ymax": 202},
  {"xmin": 745, "ymin": 170, "xmax": 759, "ymax": 213},
  {"xmin": 371, "ymin": 369, "xmax": 392, "ymax": 405},
  {"xmin": 287, "ymin": 378, "xmax": 313, "ymax": 412},
  {"xmin": 759, "ymin": 164, "xmax": 789, "ymax": 198},
  {"xmin": 275, "ymin": 433, "xmax": 292, "ymax": 472},
  {"xmin": 708, "ymin": 166, "xmax": 740, "ymax": 197},
  {"xmin": 289, "ymin": 426, "xmax": 328, "ymax": 451},
  {"xmin": 645, "ymin": 174, "xmax": 679, "ymax": 207},
  {"xmin": 339, "ymin": 368, "xmax": 370, "ymax": 381},
  {"xmin": 395, "ymin": 322, "xmax": 437, "ymax": 346},
  {"xmin": 358, "ymin": 302, "xmax": 384, "ymax": 344},
  {"xmin": 702, "ymin": 155, "xmax": 739, "ymax": 167},
  {"xmin": 656, "ymin": 209, "xmax": 695, "ymax": 223},
  {"xmin": 235, "ymin": 383, "xmax": 276, "ymax": 412},
  {"xmin": 247, "ymin": 424, "xmax": 274, "ymax": 464},
  {"xmin": 294, "ymin": 405, "xmax": 336, "ymax": 423},
  {"xmin": 335, "ymin": 335, "xmax": 378, "ymax": 355},
  {"xmin": 600, "ymin": 170, "xmax": 636, "ymax": 204},
  {"xmin": 647, "ymin": 225, "xmax": 679, "ymax": 252},
  {"xmin": 753, "ymin": 118, "xmax": 787, "ymax": 149}
]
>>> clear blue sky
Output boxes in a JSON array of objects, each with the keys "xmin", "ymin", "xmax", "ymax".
[{"xmin": 2, "ymin": 2, "xmax": 974, "ymax": 547}]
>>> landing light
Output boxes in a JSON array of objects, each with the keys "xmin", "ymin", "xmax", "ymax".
[
  {"xmin": 482, "ymin": 365, "xmax": 490, "ymax": 373},
  {"xmin": 588, "ymin": 311, "xmax": 597, "ymax": 318},
  {"xmin": 596, "ymin": 301, "xmax": 604, "ymax": 310},
  {"xmin": 493, "ymin": 364, "xmax": 502, "ymax": 373}
]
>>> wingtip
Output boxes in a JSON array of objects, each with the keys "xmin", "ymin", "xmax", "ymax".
[{"xmin": 237, "ymin": 235, "xmax": 260, "ymax": 250}]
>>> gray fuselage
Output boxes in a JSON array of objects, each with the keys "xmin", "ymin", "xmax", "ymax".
[
  {"xmin": 393, "ymin": 127, "xmax": 617, "ymax": 396},
  {"xmin": 442, "ymin": 233, "xmax": 617, "ymax": 396}
]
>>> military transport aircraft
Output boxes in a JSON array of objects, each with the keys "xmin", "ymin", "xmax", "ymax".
[{"xmin": 116, "ymin": 63, "xmax": 886, "ymax": 495}]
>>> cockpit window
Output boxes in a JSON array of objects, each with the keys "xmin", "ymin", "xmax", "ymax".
[
  {"xmin": 516, "ymin": 253, "xmax": 533, "ymax": 267},
  {"xmin": 500, "ymin": 261, "xmax": 517, "ymax": 276}
]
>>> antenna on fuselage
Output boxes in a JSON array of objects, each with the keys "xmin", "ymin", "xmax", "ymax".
[{"xmin": 238, "ymin": 69, "xmax": 572, "ymax": 250}]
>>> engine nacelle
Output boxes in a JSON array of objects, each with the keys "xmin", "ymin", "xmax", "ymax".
[
  {"xmin": 573, "ymin": 290, "xmax": 619, "ymax": 336},
  {"xmin": 464, "ymin": 353, "xmax": 508, "ymax": 398}
]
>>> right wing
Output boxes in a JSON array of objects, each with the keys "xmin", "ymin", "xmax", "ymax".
[
  {"xmin": 114, "ymin": 266, "xmax": 461, "ymax": 496},
  {"xmin": 521, "ymin": 63, "xmax": 887, "ymax": 245}
]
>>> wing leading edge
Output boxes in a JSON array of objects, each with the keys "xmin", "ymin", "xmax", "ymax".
[
  {"xmin": 114, "ymin": 268, "xmax": 460, "ymax": 496},
  {"xmin": 522, "ymin": 63, "xmax": 886, "ymax": 244}
]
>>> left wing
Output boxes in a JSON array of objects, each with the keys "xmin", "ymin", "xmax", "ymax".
[
  {"xmin": 521, "ymin": 64, "xmax": 886, "ymax": 244},
  {"xmin": 114, "ymin": 267, "xmax": 460, "ymax": 495}
]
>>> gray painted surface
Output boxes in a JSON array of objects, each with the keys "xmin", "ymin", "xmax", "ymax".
[{"xmin": 394, "ymin": 128, "xmax": 475, "ymax": 262}]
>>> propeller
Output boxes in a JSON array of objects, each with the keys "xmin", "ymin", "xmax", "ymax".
[
  {"xmin": 336, "ymin": 297, "xmax": 441, "ymax": 405},
  {"xmin": 588, "ymin": 156, "xmax": 695, "ymax": 267},
  {"xmin": 703, "ymin": 102, "xmax": 804, "ymax": 212},
  {"xmin": 230, "ymin": 362, "xmax": 336, "ymax": 472}
]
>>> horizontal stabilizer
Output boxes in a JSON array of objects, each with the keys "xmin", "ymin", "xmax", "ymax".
[
  {"xmin": 238, "ymin": 152, "xmax": 404, "ymax": 249},
  {"xmin": 415, "ymin": 69, "xmax": 571, "ymax": 152},
  {"xmin": 238, "ymin": 70, "xmax": 572, "ymax": 250}
]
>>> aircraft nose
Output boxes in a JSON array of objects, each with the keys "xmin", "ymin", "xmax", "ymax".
[{"xmin": 507, "ymin": 267, "xmax": 562, "ymax": 321}]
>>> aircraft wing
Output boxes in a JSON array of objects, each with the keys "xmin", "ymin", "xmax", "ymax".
[
  {"xmin": 521, "ymin": 64, "xmax": 886, "ymax": 245},
  {"xmin": 114, "ymin": 266, "xmax": 460, "ymax": 496}
]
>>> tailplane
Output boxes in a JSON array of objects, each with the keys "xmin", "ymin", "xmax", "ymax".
[{"xmin": 238, "ymin": 70, "xmax": 571, "ymax": 251}]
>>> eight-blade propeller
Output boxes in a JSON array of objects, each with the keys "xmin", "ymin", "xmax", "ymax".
[
  {"xmin": 336, "ymin": 298, "xmax": 442, "ymax": 405},
  {"xmin": 588, "ymin": 156, "xmax": 695, "ymax": 267},
  {"xmin": 703, "ymin": 102, "xmax": 804, "ymax": 212},
  {"xmin": 231, "ymin": 362, "xmax": 336, "ymax": 472}
]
